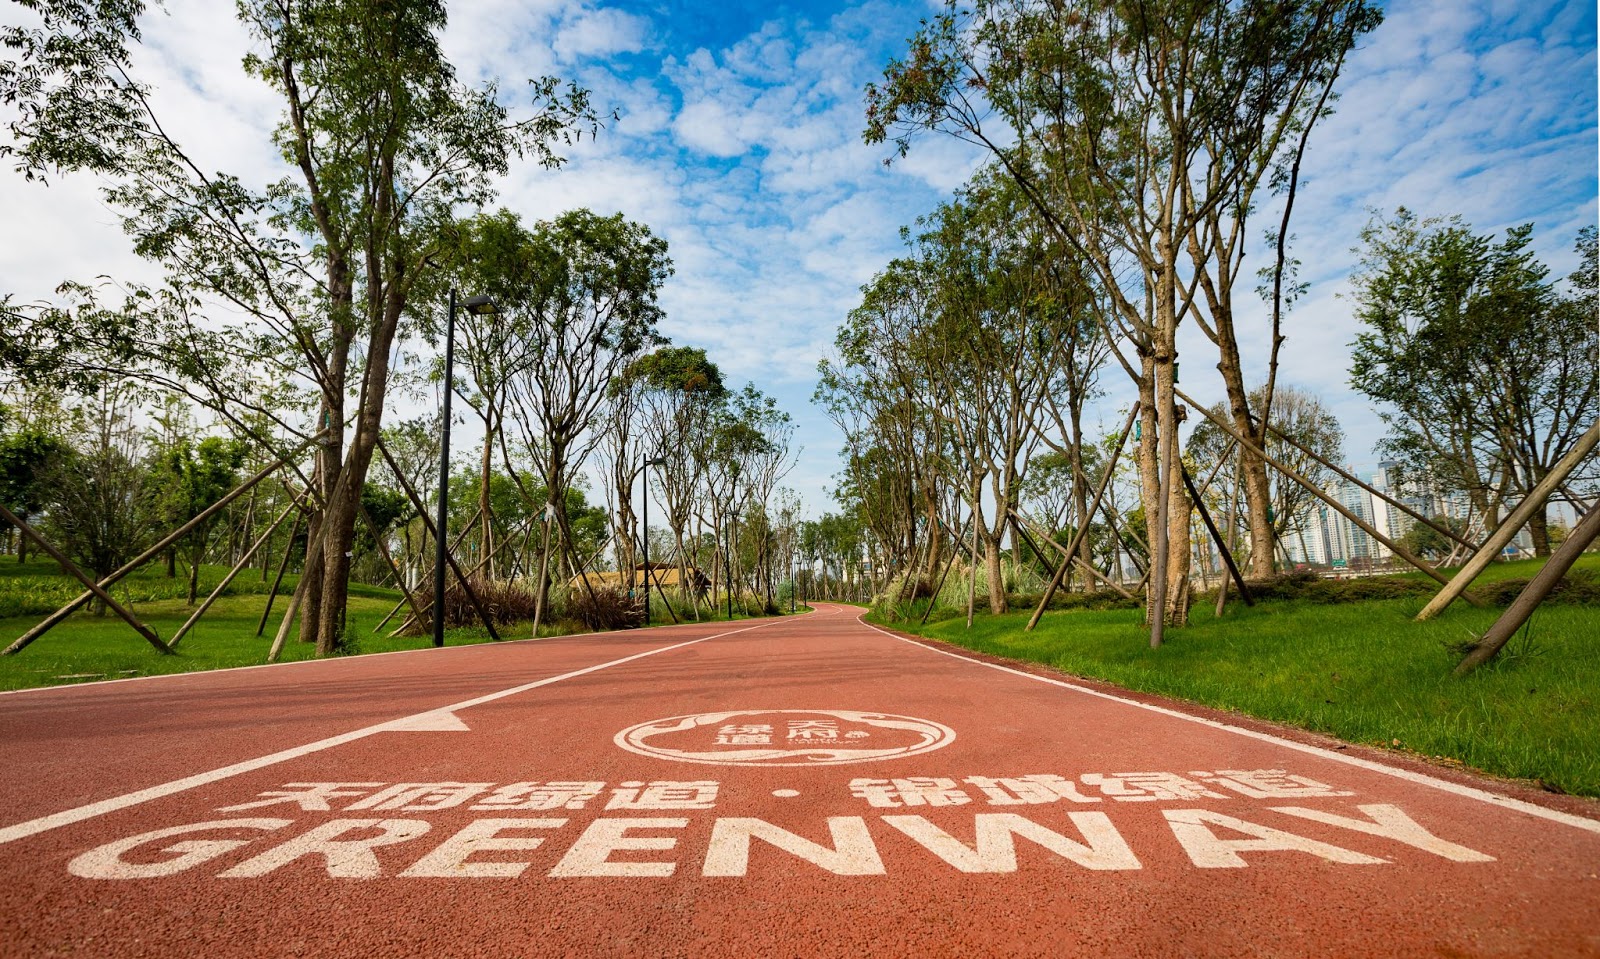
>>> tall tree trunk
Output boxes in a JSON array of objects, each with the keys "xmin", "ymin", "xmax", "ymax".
[
  {"xmin": 985, "ymin": 529, "xmax": 1007, "ymax": 614},
  {"xmin": 1527, "ymin": 463, "xmax": 1551, "ymax": 556},
  {"xmin": 1136, "ymin": 353, "xmax": 1162, "ymax": 623},
  {"xmin": 480, "ymin": 411, "xmax": 496, "ymax": 580},
  {"xmin": 1165, "ymin": 476, "xmax": 1193, "ymax": 624}
]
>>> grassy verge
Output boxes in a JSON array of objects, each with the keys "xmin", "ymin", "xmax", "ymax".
[
  {"xmin": 0, "ymin": 560, "xmax": 803, "ymax": 691},
  {"xmin": 873, "ymin": 581, "xmax": 1600, "ymax": 798}
]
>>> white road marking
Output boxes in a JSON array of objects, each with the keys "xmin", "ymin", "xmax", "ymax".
[
  {"xmin": 0, "ymin": 614, "xmax": 793, "ymax": 699},
  {"xmin": 0, "ymin": 620, "xmax": 782, "ymax": 846},
  {"xmin": 858, "ymin": 615, "xmax": 1600, "ymax": 837},
  {"xmin": 379, "ymin": 710, "xmax": 471, "ymax": 732}
]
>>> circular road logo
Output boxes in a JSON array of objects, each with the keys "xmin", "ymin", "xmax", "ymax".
[{"xmin": 614, "ymin": 709, "xmax": 956, "ymax": 767}]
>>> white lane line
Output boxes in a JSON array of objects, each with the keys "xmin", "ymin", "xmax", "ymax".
[
  {"xmin": 857, "ymin": 616, "xmax": 1600, "ymax": 837},
  {"xmin": 0, "ymin": 619, "xmax": 780, "ymax": 846},
  {"xmin": 0, "ymin": 614, "xmax": 781, "ymax": 698}
]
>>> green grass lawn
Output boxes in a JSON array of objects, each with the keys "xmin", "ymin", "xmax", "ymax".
[
  {"xmin": 0, "ymin": 586, "xmax": 490, "ymax": 691},
  {"xmin": 1393, "ymin": 552, "xmax": 1600, "ymax": 584},
  {"xmin": 0, "ymin": 559, "xmax": 800, "ymax": 691},
  {"xmin": 875, "ymin": 568, "xmax": 1600, "ymax": 798}
]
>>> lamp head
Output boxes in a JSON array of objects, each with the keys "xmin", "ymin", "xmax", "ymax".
[{"xmin": 462, "ymin": 294, "xmax": 497, "ymax": 315}]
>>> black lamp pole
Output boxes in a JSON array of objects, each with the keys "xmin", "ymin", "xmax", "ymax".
[
  {"xmin": 641, "ymin": 469, "xmax": 650, "ymax": 625},
  {"xmin": 433, "ymin": 290, "xmax": 495, "ymax": 648}
]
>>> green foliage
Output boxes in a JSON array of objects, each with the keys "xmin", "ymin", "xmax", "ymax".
[
  {"xmin": 626, "ymin": 345, "xmax": 727, "ymax": 399},
  {"xmin": 0, "ymin": 0, "xmax": 148, "ymax": 179},
  {"xmin": 0, "ymin": 427, "xmax": 70, "ymax": 519},
  {"xmin": 882, "ymin": 587, "xmax": 1600, "ymax": 796},
  {"xmin": 0, "ymin": 560, "xmax": 302, "ymax": 618},
  {"xmin": 0, "ymin": 588, "xmax": 407, "ymax": 689},
  {"xmin": 1396, "ymin": 515, "xmax": 1470, "ymax": 562},
  {"xmin": 151, "ymin": 436, "xmax": 246, "ymax": 529},
  {"xmin": 40, "ymin": 435, "xmax": 158, "ymax": 582},
  {"xmin": 1349, "ymin": 211, "xmax": 1599, "ymax": 515}
]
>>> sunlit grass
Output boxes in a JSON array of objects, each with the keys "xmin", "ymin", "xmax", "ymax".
[
  {"xmin": 878, "ymin": 584, "xmax": 1600, "ymax": 797},
  {"xmin": 0, "ymin": 560, "xmax": 799, "ymax": 691}
]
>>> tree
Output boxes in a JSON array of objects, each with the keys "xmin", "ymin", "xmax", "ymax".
[
  {"xmin": 494, "ymin": 209, "xmax": 671, "ymax": 616},
  {"xmin": 1397, "ymin": 514, "xmax": 1468, "ymax": 563},
  {"xmin": 864, "ymin": 0, "xmax": 1380, "ymax": 630},
  {"xmin": 1350, "ymin": 212, "xmax": 1599, "ymax": 556},
  {"xmin": 628, "ymin": 346, "xmax": 727, "ymax": 607},
  {"xmin": 435, "ymin": 211, "xmax": 545, "ymax": 580},
  {"xmin": 39, "ymin": 383, "xmax": 160, "ymax": 613},
  {"xmin": 0, "ymin": 420, "xmax": 71, "ymax": 564},
  {"xmin": 5, "ymin": 0, "xmax": 599, "ymax": 655},
  {"xmin": 152, "ymin": 435, "xmax": 248, "ymax": 603},
  {"xmin": 1187, "ymin": 384, "xmax": 1343, "ymax": 568}
]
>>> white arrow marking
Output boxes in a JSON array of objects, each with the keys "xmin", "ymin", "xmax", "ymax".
[{"xmin": 378, "ymin": 710, "xmax": 471, "ymax": 732}]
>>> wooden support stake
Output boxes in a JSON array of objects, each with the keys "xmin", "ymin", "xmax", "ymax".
[
  {"xmin": 1456, "ymin": 502, "xmax": 1599, "ymax": 674},
  {"xmin": 1027, "ymin": 403, "xmax": 1140, "ymax": 632},
  {"xmin": 170, "ymin": 491, "xmax": 306, "ymax": 647},
  {"xmin": 359, "ymin": 504, "xmax": 429, "ymax": 629},
  {"xmin": 266, "ymin": 579, "xmax": 305, "ymax": 663},
  {"xmin": 375, "ymin": 437, "xmax": 500, "ymax": 641},
  {"xmin": 1175, "ymin": 387, "xmax": 1475, "ymax": 603},
  {"xmin": 1010, "ymin": 509, "xmax": 1135, "ymax": 600},
  {"xmin": 0, "ymin": 503, "xmax": 171, "ymax": 654},
  {"xmin": 373, "ymin": 593, "xmax": 410, "ymax": 634},
  {"xmin": 4, "ymin": 440, "xmax": 317, "ymax": 656},
  {"xmin": 920, "ymin": 513, "xmax": 973, "ymax": 626},
  {"xmin": 1180, "ymin": 463, "xmax": 1254, "ymax": 606},
  {"xmin": 1265, "ymin": 421, "xmax": 1477, "ymax": 551},
  {"xmin": 643, "ymin": 553, "xmax": 681, "ymax": 625},
  {"xmin": 256, "ymin": 515, "xmax": 302, "ymax": 637},
  {"xmin": 1418, "ymin": 422, "xmax": 1599, "ymax": 621}
]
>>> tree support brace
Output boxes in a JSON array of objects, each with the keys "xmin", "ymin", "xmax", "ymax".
[
  {"xmin": 1027, "ymin": 402, "xmax": 1140, "ymax": 632},
  {"xmin": 1418, "ymin": 421, "xmax": 1599, "ymax": 621},
  {"xmin": 5, "ymin": 435, "xmax": 322, "ymax": 655},
  {"xmin": 1455, "ymin": 501, "xmax": 1599, "ymax": 674},
  {"xmin": 0, "ymin": 503, "xmax": 170, "ymax": 655},
  {"xmin": 1174, "ymin": 387, "xmax": 1477, "ymax": 605},
  {"xmin": 375, "ymin": 437, "xmax": 501, "ymax": 641},
  {"xmin": 1179, "ymin": 463, "xmax": 1254, "ymax": 607},
  {"xmin": 170, "ymin": 488, "xmax": 309, "ymax": 647}
]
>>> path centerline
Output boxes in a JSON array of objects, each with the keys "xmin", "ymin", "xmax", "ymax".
[{"xmin": 0, "ymin": 618, "xmax": 785, "ymax": 847}]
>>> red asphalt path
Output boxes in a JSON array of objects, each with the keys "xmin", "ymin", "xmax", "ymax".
[{"xmin": 0, "ymin": 604, "xmax": 1596, "ymax": 958}]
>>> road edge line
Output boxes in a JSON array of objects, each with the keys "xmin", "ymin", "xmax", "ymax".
[
  {"xmin": 858, "ymin": 615, "xmax": 1600, "ymax": 837},
  {"xmin": 0, "ymin": 619, "xmax": 781, "ymax": 846}
]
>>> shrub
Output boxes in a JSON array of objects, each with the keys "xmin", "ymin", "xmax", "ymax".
[
  {"xmin": 564, "ymin": 585, "xmax": 644, "ymax": 631},
  {"xmin": 433, "ymin": 577, "xmax": 538, "ymax": 630},
  {"xmin": 1007, "ymin": 589, "xmax": 1140, "ymax": 613},
  {"xmin": 1476, "ymin": 569, "xmax": 1600, "ymax": 606}
]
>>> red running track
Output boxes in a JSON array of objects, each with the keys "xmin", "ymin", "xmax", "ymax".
[{"xmin": 0, "ymin": 604, "xmax": 1596, "ymax": 958}]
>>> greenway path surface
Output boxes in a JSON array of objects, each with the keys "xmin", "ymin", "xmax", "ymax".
[{"xmin": 1, "ymin": 604, "xmax": 1596, "ymax": 958}]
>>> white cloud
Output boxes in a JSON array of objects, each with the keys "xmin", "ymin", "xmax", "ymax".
[{"xmin": 0, "ymin": 0, "xmax": 1590, "ymax": 510}]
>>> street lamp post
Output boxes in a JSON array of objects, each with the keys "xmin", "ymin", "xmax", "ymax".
[
  {"xmin": 434, "ymin": 289, "xmax": 496, "ymax": 648},
  {"xmin": 638, "ymin": 457, "xmax": 665, "ymax": 625}
]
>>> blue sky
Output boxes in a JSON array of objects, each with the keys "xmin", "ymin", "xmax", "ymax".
[{"xmin": 1, "ymin": 0, "xmax": 1595, "ymax": 517}]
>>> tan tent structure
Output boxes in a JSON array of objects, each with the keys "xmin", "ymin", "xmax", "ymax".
[{"xmin": 570, "ymin": 563, "xmax": 708, "ymax": 598}]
